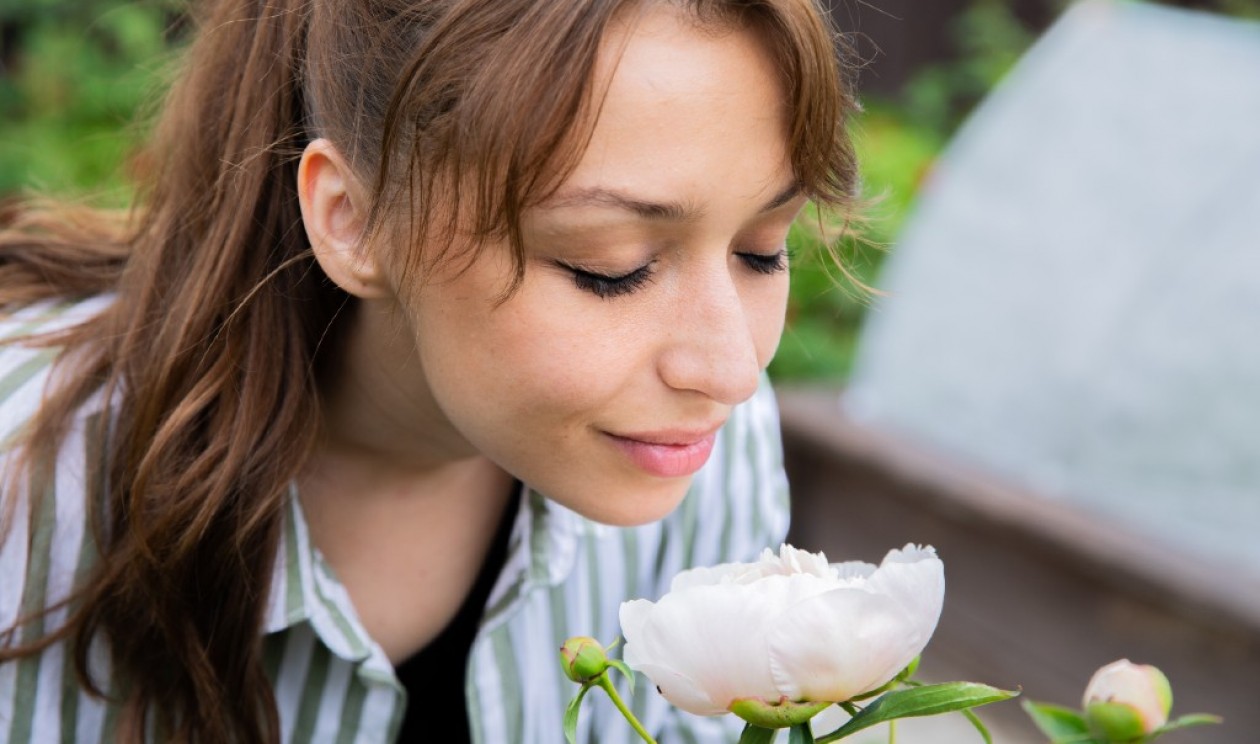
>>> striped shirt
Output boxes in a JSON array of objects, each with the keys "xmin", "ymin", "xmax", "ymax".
[{"xmin": 0, "ymin": 298, "xmax": 791, "ymax": 743}]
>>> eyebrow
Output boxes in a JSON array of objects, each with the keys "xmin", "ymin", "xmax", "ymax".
[{"xmin": 541, "ymin": 181, "xmax": 803, "ymax": 221}]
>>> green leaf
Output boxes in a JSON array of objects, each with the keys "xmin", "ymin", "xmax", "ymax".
[
  {"xmin": 1164, "ymin": 713, "xmax": 1224, "ymax": 729},
  {"xmin": 1021, "ymin": 700, "xmax": 1090, "ymax": 740},
  {"xmin": 563, "ymin": 684, "xmax": 593, "ymax": 744},
  {"xmin": 607, "ymin": 660, "xmax": 636, "ymax": 695},
  {"xmin": 789, "ymin": 723, "xmax": 817, "ymax": 744},
  {"xmin": 1149, "ymin": 713, "xmax": 1224, "ymax": 739},
  {"xmin": 738, "ymin": 723, "xmax": 779, "ymax": 744},
  {"xmin": 816, "ymin": 683, "xmax": 1017, "ymax": 743}
]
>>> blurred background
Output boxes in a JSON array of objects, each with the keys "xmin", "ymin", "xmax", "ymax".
[{"xmin": 4, "ymin": 1, "xmax": 1260, "ymax": 741}]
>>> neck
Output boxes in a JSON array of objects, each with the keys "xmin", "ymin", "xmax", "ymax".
[
  {"xmin": 294, "ymin": 435, "xmax": 516, "ymax": 663},
  {"xmin": 317, "ymin": 297, "xmax": 475, "ymax": 471}
]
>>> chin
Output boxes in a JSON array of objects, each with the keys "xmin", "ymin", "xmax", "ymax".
[{"xmin": 565, "ymin": 475, "xmax": 693, "ymax": 527}]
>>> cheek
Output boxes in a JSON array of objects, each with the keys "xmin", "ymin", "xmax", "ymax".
[
  {"xmin": 416, "ymin": 283, "xmax": 642, "ymax": 430},
  {"xmin": 749, "ymin": 274, "xmax": 791, "ymax": 367},
  {"xmin": 488, "ymin": 323, "xmax": 624, "ymax": 418}
]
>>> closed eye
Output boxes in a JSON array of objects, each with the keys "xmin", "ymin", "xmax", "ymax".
[
  {"xmin": 559, "ymin": 261, "xmax": 656, "ymax": 299},
  {"xmin": 737, "ymin": 249, "xmax": 789, "ymax": 275}
]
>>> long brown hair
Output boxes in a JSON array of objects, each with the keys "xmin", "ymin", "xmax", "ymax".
[{"xmin": 0, "ymin": 0, "xmax": 859, "ymax": 741}]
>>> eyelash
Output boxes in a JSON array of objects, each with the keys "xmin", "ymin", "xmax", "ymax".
[
  {"xmin": 740, "ymin": 249, "xmax": 791, "ymax": 275},
  {"xmin": 568, "ymin": 263, "xmax": 656, "ymax": 299},
  {"xmin": 561, "ymin": 250, "xmax": 790, "ymax": 299}
]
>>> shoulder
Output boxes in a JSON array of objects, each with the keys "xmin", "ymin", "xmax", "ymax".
[
  {"xmin": 0, "ymin": 296, "xmax": 113, "ymax": 450},
  {"xmin": 0, "ymin": 296, "xmax": 112, "ymax": 341},
  {"xmin": 1, "ymin": 296, "xmax": 112, "ymax": 637}
]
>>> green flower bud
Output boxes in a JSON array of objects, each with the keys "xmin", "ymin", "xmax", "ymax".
[
  {"xmin": 728, "ymin": 697, "xmax": 832, "ymax": 729},
  {"xmin": 560, "ymin": 636, "xmax": 611, "ymax": 683},
  {"xmin": 1085, "ymin": 701, "xmax": 1148, "ymax": 742}
]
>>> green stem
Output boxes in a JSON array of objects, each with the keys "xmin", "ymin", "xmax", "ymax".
[
  {"xmin": 816, "ymin": 702, "xmax": 862, "ymax": 743},
  {"xmin": 597, "ymin": 673, "xmax": 658, "ymax": 744},
  {"xmin": 888, "ymin": 719, "xmax": 896, "ymax": 744}
]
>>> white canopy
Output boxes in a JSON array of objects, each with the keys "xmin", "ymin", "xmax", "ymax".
[{"xmin": 846, "ymin": 0, "xmax": 1260, "ymax": 575}]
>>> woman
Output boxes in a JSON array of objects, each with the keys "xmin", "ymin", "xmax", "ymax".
[{"xmin": 0, "ymin": 0, "xmax": 858, "ymax": 741}]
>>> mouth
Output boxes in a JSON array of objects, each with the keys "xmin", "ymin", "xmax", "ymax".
[{"xmin": 604, "ymin": 425, "xmax": 722, "ymax": 478}]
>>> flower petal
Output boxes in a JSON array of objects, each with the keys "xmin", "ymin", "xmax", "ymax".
[
  {"xmin": 767, "ymin": 547, "xmax": 943, "ymax": 703},
  {"xmin": 767, "ymin": 587, "xmax": 927, "ymax": 702},
  {"xmin": 620, "ymin": 574, "xmax": 833, "ymax": 712},
  {"xmin": 668, "ymin": 562, "xmax": 745, "ymax": 592},
  {"xmin": 831, "ymin": 560, "xmax": 878, "ymax": 584},
  {"xmin": 863, "ymin": 545, "xmax": 945, "ymax": 636},
  {"xmin": 775, "ymin": 544, "xmax": 838, "ymax": 579},
  {"xmin": 629, "ymin": 660, "xmax": 726, "ymax": 715}
]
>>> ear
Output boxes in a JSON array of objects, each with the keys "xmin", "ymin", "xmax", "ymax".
[{"xmin": 298, "ymin": 139, "xmax": 390, "ymax": 299}]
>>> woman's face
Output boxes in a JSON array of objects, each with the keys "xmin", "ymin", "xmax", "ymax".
[{"xmin": 385, "ymin": 6, "xmax": 803, "ymax": 525}]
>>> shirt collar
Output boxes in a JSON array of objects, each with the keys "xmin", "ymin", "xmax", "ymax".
[
  {"xmin": 482, "ymin": 488, "xmax": 581, "ymax": 619},
  {"xmin": 262, "ymin": 482, "xmax": 584, "ymax": 653},
  {"xmin": 262, "ymin": 487, "xmax": 374, "ymax": 661}
]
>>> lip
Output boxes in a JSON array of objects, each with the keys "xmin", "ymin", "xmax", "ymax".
[{"xmin": 605, "ymin": 425, "xmax": 722, "ymax": 478}]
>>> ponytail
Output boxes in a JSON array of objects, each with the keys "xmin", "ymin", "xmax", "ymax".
[{"xmin": 2, "ymin": 1, "xmax": 331, "ymax": 740}]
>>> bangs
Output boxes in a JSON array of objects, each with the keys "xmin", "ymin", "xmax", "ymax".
[{"xmin": 352, "ymin": 0, "xmax": 858, "ymax": 295}]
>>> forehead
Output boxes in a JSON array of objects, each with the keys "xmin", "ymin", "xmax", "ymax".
[{"xmin": 550, "ymin": 5, "xmax": 793, "ymax": 212}]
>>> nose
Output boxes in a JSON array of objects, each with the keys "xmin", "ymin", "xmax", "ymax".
[{"xmin": 657, "ymin": 266, "xmax": 763, "ymax": 406}]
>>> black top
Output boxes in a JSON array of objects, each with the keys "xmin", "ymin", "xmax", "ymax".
[{"xmin": 392, "ymin": 489, "xmax": 521, "ymax": 743}]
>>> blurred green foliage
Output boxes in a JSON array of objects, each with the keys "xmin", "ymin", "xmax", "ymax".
[
  {"xmin": 1217, "ymin": 0, "xmax": 1260, "ymax": 17},
  {"xmin": 0, "ymin": 0, "xmax": 180, "ymax": 199},
  {"xmin": 4, "ymin": 0, "xmax": 1260, "ymax": 379},
  {"xmin": 769, "ymin": 108, "xmax": 943, "ymax": 381},
  {"xmin": 902, "ymin": 0, "xmax": 1041, "ymax": 137}
]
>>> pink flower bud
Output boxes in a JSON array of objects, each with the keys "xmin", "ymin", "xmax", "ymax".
[{"xmin": 1082, "ymin": 660, "xmax": 1172, "ymax": 740}]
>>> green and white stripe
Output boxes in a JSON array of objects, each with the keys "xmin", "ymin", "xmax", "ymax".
[{"xmin": 0, "ymin": 298, "xmax": 790, "ymax": 743}]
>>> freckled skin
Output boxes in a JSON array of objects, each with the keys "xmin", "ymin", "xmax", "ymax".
[{"xmin": 344, "ymin": 6, "xmax": 801, "ymax": 527}]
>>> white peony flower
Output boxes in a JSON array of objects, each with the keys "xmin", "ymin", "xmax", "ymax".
[{"xmin": 618, "ymin": 544, "xmax": 945, "ymax": 716}]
